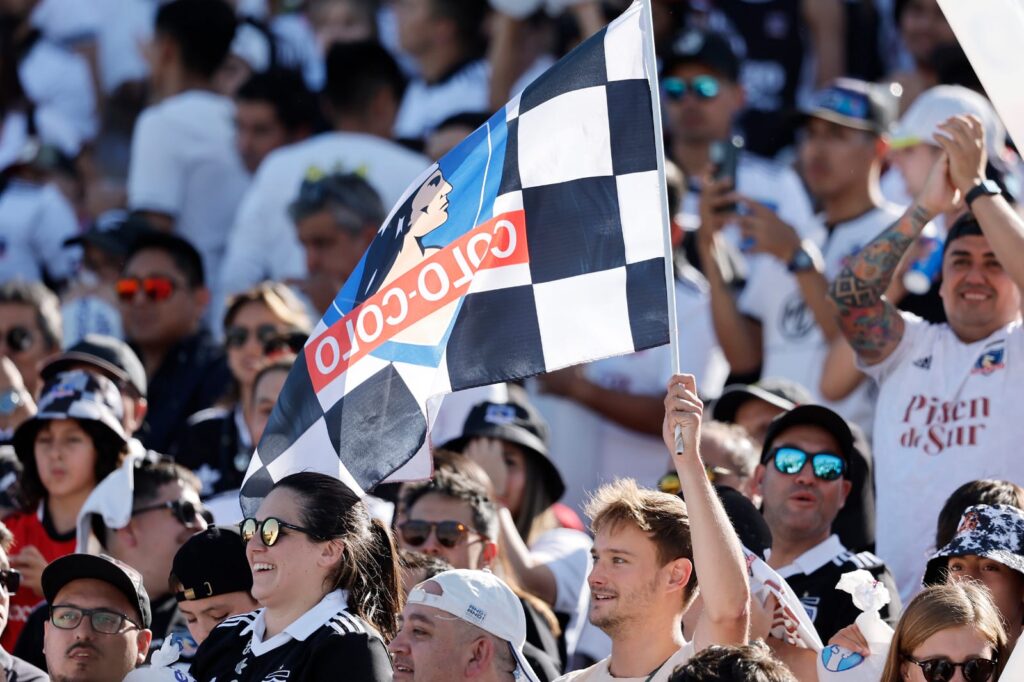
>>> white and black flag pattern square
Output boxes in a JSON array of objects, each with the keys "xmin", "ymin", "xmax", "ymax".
[{"xmin": 240, "ymin": 1, "xmax": 670, "ymax": 513}]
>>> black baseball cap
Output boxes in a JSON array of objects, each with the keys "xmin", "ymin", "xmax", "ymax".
[
  {"xmin": 63, "ymin": 211, "xmax": 153, "ymax": 258},
  {"xmin": 42, "ymin": 554, "xmax": 152, "ymax": 628},
  {"xmin": 759, "ymin": 405, "xmax": 856, "ymax": 467},
  {"xmin": 943, "ymin": 211, "xmax": 984, "ymax": 258},
  {"xmin": 41, "ymin": 334, "xmax": 147, "ymax": 398},
  {"xmin": 172, "ymin": 526, "xmax": 253, "ymax": 602},
  {"xmin": 711, "ymin": 378, "xmax": 813, "ymax": 424},
  {"xmin": 662, "ymin": 28, "xmax": 741, "ymax": 82},
  {"xmin": 798, "ymin": 78, "xmax": 897, "ymax": 135},
  {"xmin": 441, "ymin": 395, "xmax": 565, "ymax": 503}
]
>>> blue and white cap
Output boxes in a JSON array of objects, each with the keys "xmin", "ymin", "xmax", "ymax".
[
  {"xmin": 924, "ymin": 504, "xmax": 1024, "ymax": 585},
  {"xmin": 407, "ymin": 569, "xmax": 541, "ymax": 682}
]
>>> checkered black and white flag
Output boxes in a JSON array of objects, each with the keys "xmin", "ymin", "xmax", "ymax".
[{"xmin": 240, "ymin": 0, "xmax": 671, "ymax": 513}]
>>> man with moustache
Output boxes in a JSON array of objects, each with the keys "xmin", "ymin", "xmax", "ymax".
[
  {"xmin": 41, "ymin": 554, "xmax": 152, "ymax": 682},
  {"xmin": 753, "ymin": 405, "xmax": 899, "ymax": 642}
]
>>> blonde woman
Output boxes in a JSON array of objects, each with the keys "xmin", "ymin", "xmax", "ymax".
[{"xmin": 881, "ymin": 582, "xmax": 1006, "ymax": 682}]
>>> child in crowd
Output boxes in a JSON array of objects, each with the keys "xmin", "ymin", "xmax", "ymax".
[{"xmin": 4, "ymin": 370, "xmax": 128, "ymax": 649}]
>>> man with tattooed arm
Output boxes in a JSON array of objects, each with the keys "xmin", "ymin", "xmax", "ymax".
[{"xmin": 830, "ymin": 114, "xmax": 1024, "ymax": 602}]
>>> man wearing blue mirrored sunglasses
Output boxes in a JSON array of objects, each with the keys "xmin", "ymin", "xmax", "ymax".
[{"xmin": 753, "ymin": 404, "xmax": 901, "ymax": 643}]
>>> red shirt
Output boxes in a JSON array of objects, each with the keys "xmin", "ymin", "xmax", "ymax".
[{"xmin": 1, "ymin": 507, "xmax": 76, "ymax": 650}]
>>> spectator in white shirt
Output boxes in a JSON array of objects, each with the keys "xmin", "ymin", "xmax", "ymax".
[
  {"xmin": 219, "ymin": 41, "xmax": 430, "ymax": 299},
  {"xmin": 127, "ymin": 0, "xmax": 248, "ymax": 307},
  {"xmin": 392, "ymin": 0, "xmax": 490, "ymax": 144},
  {"xmin": 830, "ymin": 114, "xmax": 1024, "ymax": 600}
]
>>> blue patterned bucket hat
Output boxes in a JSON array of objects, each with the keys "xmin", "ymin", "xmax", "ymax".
[{"xmin": 923, "ymin": 504, "xmax": 1024, "ymax": 585}]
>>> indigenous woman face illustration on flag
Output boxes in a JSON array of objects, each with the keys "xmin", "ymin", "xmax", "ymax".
[
  {"xmin": 356, "ymin": 167, "xmax": 453, "ymax": 304},
  {"xmin": 353, "ymin": 166, "xmax": 458, "ymax": 352}
]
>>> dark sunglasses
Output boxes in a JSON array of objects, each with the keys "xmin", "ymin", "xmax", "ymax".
[
  {"xmin": 50, "ymin": 605, "xmax": 140, "ymax": 635},
  {"xmin": 399, "ymin": 520, "xmax": 478, "ymax": 549},
  {"xmin": 657, "ymin": 466, "xmax": 735, "ymax": 494},
  {"xmin": 662, "ymin": 75, "xmax": 720, "ymax": 101},
  {"xmin": 116, "ymin": 276, "xmax": 177, "ymax": 303},
  {"xmin": 903, "ymin": 656, "xmax": 997, "ymax": 682},
  {"xmin": 0, "ymin": 327, "xmax": 34, "ymax": 354},
  {"xmin": 132, "ymin": 499, "xmax": 204, "ymax": 528},
  {"xmin": 225, "ymin": 324, "xmax": 281, "ymax": 350},
  {"xmin": 765, "ymin": 446, "xmax": 845, "ymax": 481},
  {"xmin": 0, "ymin": 569, "xmax": 20, "ymax": 595},
  {"xmin": 240, "ymin": 516, "xmax": 323, "ymax": 547}
]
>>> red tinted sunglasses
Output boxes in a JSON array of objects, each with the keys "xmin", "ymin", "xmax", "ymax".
[{"xmin": 116, "ymin": 277, "xmax": 177, "ymax": 303}]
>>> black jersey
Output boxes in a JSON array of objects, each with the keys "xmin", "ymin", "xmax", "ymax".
[
  {"xmin": 190, "ymin": 595, "xmax": 392, "ymax": 682},
  {"xmin": 779, "ymin": 536, "xmax": 901, "ymax": 643}
]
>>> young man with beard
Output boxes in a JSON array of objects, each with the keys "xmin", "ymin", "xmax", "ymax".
[
  {"xmin": 831, "ymin": 114, "xmax": 1024, "ymax": 601},
  {"xmin": 556, "ymin": 374, "xmax": 749, "ymax": 681}
]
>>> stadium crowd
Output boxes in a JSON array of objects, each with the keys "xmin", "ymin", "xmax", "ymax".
[{"xmin": 1, "ymin": 0, "xmax": 1024, "ymax": 679}]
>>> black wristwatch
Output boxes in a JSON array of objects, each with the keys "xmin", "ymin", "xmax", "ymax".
[
  {"xmin": 787, "ymin": 244, "xmax": 818, "ymax": 273},
  {"xmin": 965, "ymin": 179, "xmax": 1001, "ymax": 208}
]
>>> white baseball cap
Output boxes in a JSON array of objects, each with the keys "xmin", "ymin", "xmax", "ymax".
[
  {"xmin": 891, "ymin": 85, "xmax": 1006, "ymax": 167},
  {"xmin": 406, "ymin": 569, "xmax": 540, "ymax": 682}
]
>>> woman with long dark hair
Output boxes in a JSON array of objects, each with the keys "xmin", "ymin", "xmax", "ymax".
[{"xmin": 190, "ymin": 472, "xmax": 399, "ymax": 681}]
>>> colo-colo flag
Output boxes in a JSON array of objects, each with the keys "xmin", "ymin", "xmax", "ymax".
[{"xmin": 240, "ymin": 0, "xmax": 671, "ymax": 513}]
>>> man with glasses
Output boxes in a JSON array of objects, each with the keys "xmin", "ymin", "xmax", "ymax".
[
  {"xmin": 753, "ymin": 405, "xmax": 899, "ymax": 642},
  {"xmin": 398, "ymin": 469, "xmax": 561, "ymax": 679},
  {"xmin": 118, "ymin": 231, "xmax": 230, "ymax": 453},
  {"xmin": 41, "ymin": 554, "xmax": 152, "ymax": 682}
]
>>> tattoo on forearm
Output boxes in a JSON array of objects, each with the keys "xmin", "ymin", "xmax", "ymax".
[{"xmin": 829, "ymin": 205, "xmax": 930, "ymax": 358}]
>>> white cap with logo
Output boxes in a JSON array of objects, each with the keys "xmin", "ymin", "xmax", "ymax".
[
  {"xmin": 407, "ymin": 569, "xmax": 541, "ymax": 682},
  {"xmin": 891, "ymin": 85, "xmax": 1006, "ymax": 167}
]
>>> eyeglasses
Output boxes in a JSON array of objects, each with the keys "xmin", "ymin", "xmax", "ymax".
[
  {"xmin": 115, "ymin": 276, "xmax": 178, "ymax": 303},
  {"xmin": 132, "ymin": 499, "xmax": 205, "ymax": 529},
  {"xmin": 0, "ymin": 327, "xmax": 34, "ymax": 354},
  {"xmin": 766, "ymin": 446, "xmax": 845, "ymax": 481},
  {"xmin": 398, "ymin": 520, "xmax": 479, "ymax": 549},
  {"xmin": 240, "ymin": 516, "xmax": 324, "ymax": 547},
  {"xmin": 50, "ymin": 605, "xmax": 140, "ymax": 634},
  {"xmin": 657, "ymin": 466, "xmax": 736, "ymax": 494},
  {"xmin": 225, "ymin": 324, "xmax": 282, "ymax": 350},
  {"xmin": 903, "ymin": 656, "xmax": 997, "ymax": 682},
  {"xmin": 0, "ymin": 569, "xmax": 20, "ymax": 595},
  {"xmin": 662, "ymin": 75, "xmax": 720, "ymax": 101}
]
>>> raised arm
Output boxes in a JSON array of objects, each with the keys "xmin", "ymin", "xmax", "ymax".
[
  {"xmin": 936, "ymin": 114, "xmax": 1024, "ymax": 293},
  {"xmin": 662, "ymin": 374, "xmax": 749, "ymax": 650},
  {"xmin": 830, "ymin": 153, "xmax": 956, "ymax": 365}
]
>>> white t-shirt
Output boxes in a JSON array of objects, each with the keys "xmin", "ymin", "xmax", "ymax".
[
  {"xmin": 219, "ymin": 131, "xmax": 430, "ymax": 295},
  {"xmin": 530, "ymin": 275, "xmax": 727, "ymax": 515},
  {"xmin": 556, "ymin": 641, "xmax": 696, "ymax": 682},
  {"xmin": 737, "ymin": 203, "xmax": 905, "ymax": 434},
  {"xmin": 0, "ymin": 180, "xmax": 79, "ymax": 283},
  {"xmin": 93, "ymin": 0, "xmax": 155, "ymax": 94},
  {"xmin": 393, "ymin": 60, "xmax": 490, "ymax": 142},
  {"xmin": 31, "ymin": 0, "xmax": 100, "ymax": 47},
  {"xmin": 18, "ymin": 38, "xmax": 98, "ymax": 142},
  {"xmin": 861, "ymin": 315, "xmax": 1024, "ymax": 601},
  {"xmin": 127, "ymin": 90, "xmax": 250, "ymax": 291}
]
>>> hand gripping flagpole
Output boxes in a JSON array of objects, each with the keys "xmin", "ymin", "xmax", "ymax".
[{"xmin": 640, "ymin": 0, "xmax": 685, "ymax": 455}]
